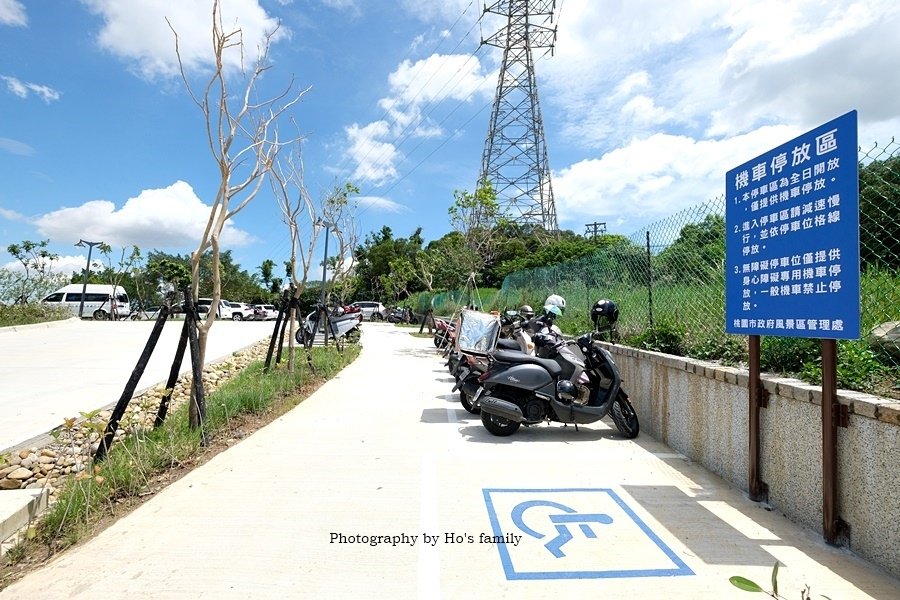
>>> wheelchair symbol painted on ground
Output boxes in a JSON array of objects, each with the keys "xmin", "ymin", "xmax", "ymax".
[
  {"xmin": 483, "ymin": 488, "xmax": 695, "ymax": 580},
  {"xmin": 511, "ymin": 500, "xmax": 614, "ymax": 558}
]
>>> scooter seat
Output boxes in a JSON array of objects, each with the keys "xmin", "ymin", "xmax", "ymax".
[
  {"xmin": 492, "ymin": 350, "xmax": 563, "ymax": 377},
  {"xmin": 497, "ymin": 338, "xmax": 521, "ymax": 351}
]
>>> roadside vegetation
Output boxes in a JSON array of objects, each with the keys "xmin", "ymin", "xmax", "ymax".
[
  {"xmin": 0, "ymin": 344, "xmax": 359, "ymax": 587},
  {"xmin": 0, "ymin": 304, "xmax": 70, "ymax": 328}
]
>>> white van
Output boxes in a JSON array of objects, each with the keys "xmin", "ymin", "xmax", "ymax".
[{"xmin": 42, "ymin": 284, "xmax": 131, "ymax": 320}]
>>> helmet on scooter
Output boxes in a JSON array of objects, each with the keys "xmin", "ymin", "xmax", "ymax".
[
  {"xmin": 543, "ymin": 294, "xmax": 565, "ymax": 319},
  {"xmin": 590, "ymin": 299, "xmax": 619, "ymax": 330},
  {"xmin": 518, "ymin": 305, "xmax": 535, "ymax": 319},
  {"xmin": 557, "ymin": 380, "xmax": 577, "ymax": 402}
]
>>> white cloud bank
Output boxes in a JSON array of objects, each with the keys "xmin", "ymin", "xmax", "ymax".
[
  {"xmin": 33, "ymin": 180, "xmax": 253, "ymax": 251},
  {"xmin": 79, "ymin": 0, "xmax": 286, "ymax": 80},
  {"xmin": 538, "ymin": 0, "xmax": 900, "ymax": 231}
]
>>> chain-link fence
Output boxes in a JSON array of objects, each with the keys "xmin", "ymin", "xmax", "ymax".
[{"xmin": 492, "ymin": 140, "xmax": 900, "ymax": 399}]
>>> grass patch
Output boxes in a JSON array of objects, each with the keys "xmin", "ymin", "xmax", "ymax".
[
  {"xmin": 0, "ymin": 304, "xmax": 70, "ymax": 327},
  {"xmin": 2, "ymin": 344, "xmax": 359, "ymax": 586}
]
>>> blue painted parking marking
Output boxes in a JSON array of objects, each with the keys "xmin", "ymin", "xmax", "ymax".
[{"xmin": 483, "ymin": 488, "xmax": 695, "ymax": 580}]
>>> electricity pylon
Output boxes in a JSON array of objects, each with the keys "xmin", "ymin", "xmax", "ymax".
[{"xmin": 479, "ymin": 0, "xmax": 558, "ymax": 232}]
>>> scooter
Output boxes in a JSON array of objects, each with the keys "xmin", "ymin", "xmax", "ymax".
[
  {"xmin": 387, "ymin": 306, "xmax": 417, "ymax": 324},
  {"xmin": 295, "ymin": 305, "xmax": 362, "ymax": 348},
  {"xmin": 474, "ymin": 330, "xmax": 640, "ymax": 438},
  {"xmin": 450, "ymin": 311, "xmax": 535, "ymax": 413},
  {"xmin": 433, "ymin": 317, "xmax": 456, "ymax": 349}
]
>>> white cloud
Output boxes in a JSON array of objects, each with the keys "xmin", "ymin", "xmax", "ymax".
[
  {"xmin": 2, "ymin": 75, "xmax": 60, "ymax": 102},
  {"xmin": 528, "ymin": 0, "xmax": 900, "ymax": 236},
  {"xmin": 399, "ymin": 0, "xmax": 479, "ymax": 25},
  {"xmin": 553, "ymin": 125, "xmax": 799, "ymax": 230},
  {"xmin": 0, "ymin": 207, "xmax": 25, "ymax": 220},
  {"xmin": 0, "ymin": 0, "xmax": 26, "ymax": 26},
  {"xmin": 355, "ymin": 195, "xmax": 407, "ymax": 214},
  {"xmin": 32, "ymin": 180, "xmax": 254, "ymax": 251},
  {"xmin": 540, "ymin": 0, "xmax": 900, "ymax": 146},
  {"xmin": 79, "ymin": 0, "xmax": 286, "ymax": 80},
  {"xmin": 2, "ymin": 254, "xmax": 88, "ymax": 277},
  {"xmin": 345, "ymin": 122, "xmax": 400, "ymax": 185},
  {"xmin": 345, "ymin": 52, "xmax": 494, "ymax": 185},
  {"xmin": 321, "ymin": 0, "xmax": 359, "ymax": 14},
  {"xmin": 388, "ymin": 53, "xmax": 493, "ymax": 105},
  {"xmin": 0, "ymin": 136, "xmax": 34, "ymax": 156}
]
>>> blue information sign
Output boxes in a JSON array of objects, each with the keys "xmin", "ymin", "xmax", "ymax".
[{"xmin": 725, "ymin": 111, "xmax": 860, "ymax": 339}]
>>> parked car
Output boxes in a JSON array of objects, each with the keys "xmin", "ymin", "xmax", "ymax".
[
  {"xmin": 351, "ymin": 301, "xmax": 387, "ymax": 321},
  {"xmin": 252, "ymin": 304, "xmax": 278, "ymax": 320},
  {"xmin": 224, "ymin": 301, "xmax": 252, "ymax": 321},
  {"xmin": 196, "ymin": 298, "xmax": 236, "ymax": 320}
]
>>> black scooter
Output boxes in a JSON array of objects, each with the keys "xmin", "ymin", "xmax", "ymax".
[
  {"xmin": 449, "ymin": 311, "xmax": 534, "ymax": 414},
  {"xmin": 474, "ymin": 331, "xmax": 640, "ymax": 438}
]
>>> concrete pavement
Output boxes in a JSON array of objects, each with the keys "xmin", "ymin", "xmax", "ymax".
[
  {"xmin": 0, "ymin": 317, "xmax": 277, "ymax": 454},
  {"xmin": 2, "ymin": 323, "xmax": 899, "ymax": 598}
]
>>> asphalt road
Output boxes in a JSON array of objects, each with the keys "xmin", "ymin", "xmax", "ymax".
[
  {"xmin": 0, "ymin": 317, "xmax": 276, "ymax": 453},
  {"xmin": 2, "ymin": 324, "xmax": 898, "ymax": 598}
]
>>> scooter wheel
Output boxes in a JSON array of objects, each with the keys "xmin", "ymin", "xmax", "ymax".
[
  {"xmin": 460, "ymin": 391, "xmax": 480, "ymax": 414},
  {"xmin": 433, "ymin": 331, "xmax": 448, "ymax": 348},
  {"xmin": 481, "ymin": 411, "xmax": 520, "ymax": 436},
  {"xmin": 610, "ymin": 392, "xmax": 640, "ymax": 439}
]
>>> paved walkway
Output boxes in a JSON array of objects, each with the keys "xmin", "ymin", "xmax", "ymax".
[
  {"xmin": 0, "ymin": 318, "xmax": 275, "ymax": 453},
  {"xmin": 2, "ymin": 324, "xmax": 899, "ymax": 598}
]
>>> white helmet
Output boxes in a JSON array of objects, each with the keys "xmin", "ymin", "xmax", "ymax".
[{"xmin": 543, "ymin": 294, "xmax": 566, "ymax": 316}]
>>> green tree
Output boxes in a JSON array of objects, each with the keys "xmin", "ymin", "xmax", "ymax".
[
  {"xmin": 93, "ymin": 243, "xmax": 142, "ymax": 319},
  {"xmin": 858, "ymin": 155, "xmax": 900, "ymax": 271},
  {"xmin": 258, "ymin": 259, "xmax": 278, "ymax": 296},
  {"xmin": 654, "ymin": 214, "xmax": 726, "ymax": 284},
  {"xmin": 353, "ymin": 226, "xmax": 426, "ymax": 299},
  {"xmin": 5, "ymin": 239, "xmax": 61, "ymax": 304},
  {"xmin": 448, "ymin": 179, "xmax": 500, "ymax": 285}
]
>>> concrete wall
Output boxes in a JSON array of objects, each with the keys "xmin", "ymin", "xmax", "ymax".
[{"xmin": 605, "ymin": 343, "xmax": 900, "ymax": 579}]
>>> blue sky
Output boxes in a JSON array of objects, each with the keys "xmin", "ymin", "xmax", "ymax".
[{"xmin": 2, "ymin": 0, "xmax": 899, "ymax": 280}]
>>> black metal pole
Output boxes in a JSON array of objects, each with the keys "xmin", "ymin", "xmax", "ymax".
[
  {"xmin": 319, "ymin": 226, "xmax": 329, "ymax": 307},
  {"xmin": 75, "ymin": 240, "xmax": 101, "ymax": 318},
  {"xmin": 275, "ymin": 297, "xmax": 294, "ymax": 363},
  {"xmin": 264, "ymin": 294, "xmax": 289, "ymax": 372},
  {"xmin": 95, "ymin": 305, "xmax": 170, "ymax": 461},
  {"xmin": 155, "ymin": 315, "xmax": 189, "ymax": 428}
]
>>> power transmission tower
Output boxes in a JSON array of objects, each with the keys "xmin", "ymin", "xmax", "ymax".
[{"xmin": 479, "ymin": 0, "xmax": 558, "ymax": 232}]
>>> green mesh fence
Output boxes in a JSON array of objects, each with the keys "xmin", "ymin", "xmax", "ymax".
[{"xmin": 493, "ymin": 140, "xmax": 900, "ymax": 399}]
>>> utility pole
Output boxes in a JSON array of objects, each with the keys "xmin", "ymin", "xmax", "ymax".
[
  {"xmin": 75, "ymin": 239, "xmax": 102, "ymax": 318},
  {"xmin": 479, "ymin": 0, "xmax": 558, "ymax": 232},
  {"xmin": 585, "ymin": 222, "xmax": 607, "ymax": 238}
]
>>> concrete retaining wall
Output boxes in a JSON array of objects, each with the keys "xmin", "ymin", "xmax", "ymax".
[{"xmin": 606, "ymin": 343, "xmax": 900, "ymax": 579}]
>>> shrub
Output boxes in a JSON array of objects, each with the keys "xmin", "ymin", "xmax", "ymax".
[
  {"xmin": 759, "ymin": 336, "xmax": 819, "ymax": 374},
  {"xmin": 800, "ymin": 339, "xmax": 886, "ymax": 392},
  {"xmin": 627, "ymin": 321, "xmax": 686, "ymax": 356},
  {"xmin": 691, "ymin": 335, "xmax": 747, "ymax": 365},
  {"xmin": 0, "ymin": 303, "xmax": 70, "ymax": 327}
]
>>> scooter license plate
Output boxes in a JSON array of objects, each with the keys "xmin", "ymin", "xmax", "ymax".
[
  {"xmin": 452, "ymin": 368, "xmax": 470, "ymax": 392},
  {"xmin": 471, "ymin": 387, "xmax": 484, "ymax": 407}
]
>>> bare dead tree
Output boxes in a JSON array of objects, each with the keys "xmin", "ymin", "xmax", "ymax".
[
  {"xmin": 271, "ymin": 146, "xmax": 320, "ymax": 371},
  {"xmin": 169, "ymin": 0, "xmax": 309, "ymax": 427},
  {"xmin": 321, "ymin": 182, "xmax": 360, "ymax": 305}
]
